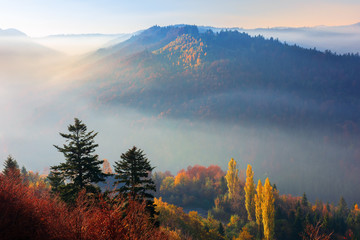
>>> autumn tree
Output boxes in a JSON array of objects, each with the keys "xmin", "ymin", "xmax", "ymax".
[
  {"xmin": 235, "ymin": 227, "xmax": 254, "ymax": 240},
  {"xmin": 301, "ymin": 221, "xmax": 333, "ymax": 240},
  {"xmin": 225, "ymin": 158, "xmax": 240, "ymax": 200},
  {"xmin": 3, "ymin": 155, "xmax": 20, "ymax": 177},
  {"xmin": 50, "ymin": 118, "xmax": 105, "ymax": 203},
  {"xmin": 262, "ymin": 178, "xmax": 275, "ymax": 240},
  {"xmin": 113, "ymin": 146, "xmax": 157, "ymax": 221},
  {"xmin": 244, "ymin": 164, "xmax": 255, "ymax": 221},
  {"xmin": 254, "ymin": 179, "xmax": 263, "ymax": 237}
]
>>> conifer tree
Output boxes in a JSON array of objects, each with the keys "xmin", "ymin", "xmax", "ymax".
[
  {"xmin": 3, "ymin": 155, "xmax": 20, "ymax": 177},
  {"xmin": 50, "ymin": 118, "xmax": 105, "ymax": 202},
  {"xmin": 225, "ymin": 158, "xmax": 240, "ymax": 200},
  {"xmin": 262, "ymin": 178, "xmax": 275, "ymax": 240},
  {"xmin": 113, "ymin": 146, "xmax": 157, "ymax": 221},
  {"xmin": 47, "ymin": 168, "xmax": 65, "ymax": 195},
  {"xmin": 244, "ymin": 164, "xmax": 255, "ymax": 221},
  {"xmin": 302, "ymin": 192, "xmax": 309, "ymax": 207},
  {"xmin": 20, "ymin": 166, "xmax": 27, "ymax": 176},
  {"xmin": 254, "ymin": 179, "xmax": 263, "ymax": 236}
]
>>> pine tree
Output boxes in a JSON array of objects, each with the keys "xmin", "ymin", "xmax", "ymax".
[
  {"xmin": 262, "ymin": 178, "xmax": 275, "ymax": 240},
  {"xmin": 20, "ymin": 166, "xmax": 27, "ymax": 176},
  {"xmin": 225, "ymin": 158, "xmax": 240, "ymax": 200},
  {"xmin": 218, "ymin": 222, "xmax": 225, "ymax": 236},
  {"xmin": 113, "ymin": 146, "xmax": 157, "ymax": 221},
  {"xmin": 255, "ymin": 179, "xmax": 263, "ymax": 236},
  {"xmin": 302, "ymin": 192, "xmax": 309, "ymax": 207},
  {"xmin": 47, "ymin": 168, "xmax": 65, "ymax": 195},
  {"xmin": 51, "ymin": 118, "xmax": 105, "ymax": 202},
  {"xmin": 338, "ymin": 196, "xmax": 349, "ymax": 218},
  {"xmin": 244, "ymin": 164, "xmax": 255, "ymax": 221},
  {"xmin": 3, "ymin": 155, "xmax": 20, "ymax": 177}
]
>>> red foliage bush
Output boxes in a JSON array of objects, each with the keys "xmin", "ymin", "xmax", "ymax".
[{"xmin": 0, "ymin": 172, "xmax": 168, "ymax": 240}]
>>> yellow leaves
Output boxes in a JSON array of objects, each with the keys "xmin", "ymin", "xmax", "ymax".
[
  {"xmin": 262, "ymin": 178, "xmax": 275, "ymax": 240},
  {"xmin": 228, "ymin": 215, "xmax": 240, "ymax": 227},
  {"xmin": 174, "ymin": 171, "xmax": 189, "ymax": 186},
  {"xmin": 153, "ymin": 34, "xmax": 206, "ymax": 69},
  {"xmin": 312, "ymin": 205, "xmax": 317, "ymax": 212},
  {"xmin": 160, "ymin": 176, "xmax": 175, "ymax": 191},
  {"xmin": 244, "ymin": 164, "xmax": 255, "ymax": 221},
  {"xmin": 255, "ymin": 179, "xmax": 263, "ymax": 228},
  {"xmin": 354, "ymin": 203, "xmax": 359, "ymax": 211},
  {"xmin": 235, "ymin": 227, "xmax": 254, "ymax": 240},
  {"xmin": 225, "ymin": 158, "xmax": 240, "ymax": 200}
]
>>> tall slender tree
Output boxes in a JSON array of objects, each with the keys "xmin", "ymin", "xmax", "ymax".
[
  {"xmin": 50, "ymin": 118, "xmax": 105, "ymax": 202},
  {"xmin": 262, "ymin": 178, "xmax": 275, "ymax": 240},
  {"xmin": 113, "ymin": 146, "xmax": 157, "ymax": 221},
  {"xmin": 255, "ymin": 179, "xmax": 263, "ymax": 236},
  {"xmin": 225, "ymin": 158, "xmax": 240, "ymax": 200},
  {"xmin": 244, "ymin": 164, "xmax": 255, "ymax": 221}
]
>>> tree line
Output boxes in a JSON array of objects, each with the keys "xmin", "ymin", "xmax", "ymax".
[{"xmin": 2, "ymin": 118, "xmax": 360, "ymax": 239}]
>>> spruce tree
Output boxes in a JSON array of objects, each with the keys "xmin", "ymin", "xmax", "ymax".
[
  {"xmin": 47, "ymin": 168, "xmax": 65, "ymax": 195},
  {"xmin": 302, "ymin": 192, "xmax": 309, "ymax": 207},
  {"xmin": 113, "ymin": 146, "xmax": 157, "ymax": 221},
  {"xmin": 3, "ymin": 155, "xmax": 20, "ymax": 177},
  {"xmin": 51, "ymin": 118, "xmax": 105, "ymax": 202}
]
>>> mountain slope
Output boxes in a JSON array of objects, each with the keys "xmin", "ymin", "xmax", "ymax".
[
  {"xmin": 68, "ymin": 25, "xmax": 360, "ymax": 203},
  {"xmin": 0, "ymin": 28, "xmax": 27, "ymax": 37},
  {"xmin": 84, "ymin": 25, "xmax": 360, "ymax": 132}
]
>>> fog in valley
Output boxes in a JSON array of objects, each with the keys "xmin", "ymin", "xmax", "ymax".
[{"xmin": 1, "ymin": 29, "xmax": 360, "ymax": 204}]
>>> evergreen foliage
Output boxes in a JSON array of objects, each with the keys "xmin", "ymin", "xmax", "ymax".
[
  {"xmin": 113, "ymin": 146, "xmax": 157, "ymax": 221},
  {"xmin": 3, "ymin": 155, "xmax": 20, "ymax": 177},
  {"xmin": 50, "ymin": 118, "xmax": 105, "ymax": 203},
  {"xmin": 302, "ymin": 192, "xmax": 309, "ymax": 207}
]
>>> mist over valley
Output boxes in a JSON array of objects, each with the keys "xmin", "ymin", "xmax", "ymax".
[{"xmin": 1, "ymin": 24, "xmax": 360, "ymax": 205}]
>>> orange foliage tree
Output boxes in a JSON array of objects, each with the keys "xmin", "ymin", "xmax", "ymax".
[{"xmin": 0, "ymin": 172, "xmax": 167, "ymax": 240}]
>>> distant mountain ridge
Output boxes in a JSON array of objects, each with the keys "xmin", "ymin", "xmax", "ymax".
[
  {"xmin": 0, "ymin": 28, "xmax": 27, "ymax": 37},
  {"xmin": 81, "ymin": 25, "xmax": 360, "ymax": 134}
]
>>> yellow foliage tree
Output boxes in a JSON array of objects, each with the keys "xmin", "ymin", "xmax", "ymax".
[
  {"xmin": 244, "ymin": 164, "xmax": 255, "ymax": 221},
  {"xmin": 354, "ymin": 203, "xmax": 359, "ymax": 212},
  {"xmin": 235, "ymin": 227, "xmax": 254, "ymax": 240},
  {"xmin": 262, "ymin": 178, "xmax": 275, "ymax": 240},
  {"xmin": 174, "ymin": 171, "xmax": 189, "ymax": 186},
  {"xmin": 254, "ymin": 179, "xmax": 263, "ymax": 234},
  {"xmin": 225, "ymin": 158, "xmax": 240, "ymax": 199}
]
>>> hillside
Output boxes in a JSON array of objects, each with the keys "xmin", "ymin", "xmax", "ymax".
[
  {"xmin": 67, "ymin": 25, "xmax": 360, "ymax": 204},
  {"xmin": 84, "ymin": 25, "xmax": 360, "ymax": 133}
]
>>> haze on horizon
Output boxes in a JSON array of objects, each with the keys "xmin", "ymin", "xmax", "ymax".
[
  {"xmin": 1, "ymin": 1, "xmax": 360, "ymax": 205},
  {"xmin": 0, "ymin": 0, "xmax": 359, "ymax": 37}
]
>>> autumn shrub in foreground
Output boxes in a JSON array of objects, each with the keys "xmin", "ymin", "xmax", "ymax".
[{"xmin": 0, "ymin": 172, "xmax": 168, "ymax": 240}]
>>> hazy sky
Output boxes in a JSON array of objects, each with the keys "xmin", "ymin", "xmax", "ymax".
[{"xmin": 0, "ymin": 0, "xmax": 359, "ymax": 37}]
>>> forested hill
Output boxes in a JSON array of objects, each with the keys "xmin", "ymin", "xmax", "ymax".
[{"xmin": 85, "ymin": 25, "xmax": 360, "ymax": 133}]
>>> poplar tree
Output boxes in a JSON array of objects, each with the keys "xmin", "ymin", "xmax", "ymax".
[
  {"xmin": 113, "ymin": 146, "xmax": 157, "ymax": 221},
  {"xmin": 262, "ymin": 178, "xmax": 275, "ymax": 240},
  {"xmin": 244, "ymin": 164, "xmax": 255, "ymax": 221},
  {"xmin": 50, "ymin": 118, "xmax": 105, "ymax": 202},
  {"xmin": 225, "ymin": 158, "xmax": 240, "ymax": 200},
  {"xmin": 254, "ymin": 179, "xmax": 263, "ymax": 235}
]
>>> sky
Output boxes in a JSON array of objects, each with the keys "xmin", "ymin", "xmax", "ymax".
[{"xmin": 0, "ymin": 0, "xmax": 359, "ymax": 37}]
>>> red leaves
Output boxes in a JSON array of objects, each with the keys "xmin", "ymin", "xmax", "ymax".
[{"xmin": 0, "ymin": 173, "xmax": 167, "ymax": 240}]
